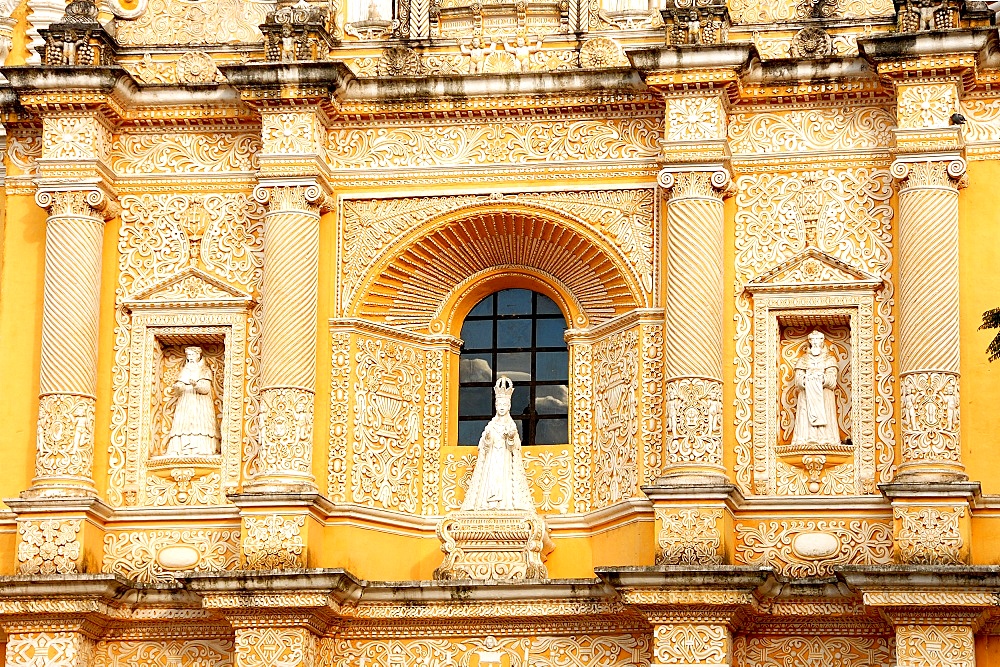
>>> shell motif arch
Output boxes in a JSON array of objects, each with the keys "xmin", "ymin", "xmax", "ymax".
[{"xmin": 349, "ymin": 204, "xmax": 647, "ymax": 333}]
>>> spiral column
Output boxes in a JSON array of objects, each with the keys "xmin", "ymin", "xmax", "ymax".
[
  {"xmin": 657, "ymin": 168, "xmax": 731, "ymax": 484},
  {"xmin": 245, "ymin": 182, "xmax": 328, "ymax": 493},
  {"xmin": 25, "ymin": 187, "xmax": 117, "ymax": 498},
  {"xmin": 892, "ymin": 158, "xmax": 966, "ymax": 482}
]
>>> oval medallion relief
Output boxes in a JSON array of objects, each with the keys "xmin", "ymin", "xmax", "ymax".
[{"xmin": 791, "ymin": 532, "xmax": 840, "ymax": 560}]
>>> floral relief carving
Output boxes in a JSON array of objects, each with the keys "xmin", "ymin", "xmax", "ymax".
[
  {"xmin": 7, "ymin": 132, "xmax": 42, "ymax": 176},
  {"xmin": 252, "ymin": 387, "xmax": 314, "ymax": 481},
  {"xmin": 734, "ymin": 169, "xmax": 895, "ymax": 496},
  {"xmin": 896, "ymin": 625, "xmax": 973, "ymax": 667},
  {"xmin": 321, "ymin": 635, "xmax": 650, "ymax": 667},
  {"xmin": 17, "ymin": 519, "xmax": 82, "ymax": 575},
  {"xmin": 733, "ymin": 635, "xmax": 894, "ymax": 667},
  {"xmin": 352, "ymin": 338, "xmax": 425, "ymax": 512},
  {"xmin": 422, "ymin": 348, "xmax": 445, "ymax": 514},
  {"xmin": 112, "ymin": 132, "xmax": 261, "ymax": 175},
  {"xmin": 7, "ymin": 632, "xmax": 94, "ymax": 667},
  {"xmin": 102, "ymin": 529, "xmax": 239, "ymax": 582},
  {"xmin": 666, "ymin": 97, "xmax": 724, "ymax": 142},
  {"xmin": 93, "ymin": 639, "xmax": 234, "ymax": 667},
  {"xmin": 262, "ymin": 111, "xmax": 322, "ymax": 155},
  {"xmin": 328, "ymin": 332, "xmax": 351, "ymax": 504},
  {"xmin": 441, "ymin": 451, "xmax": 479, "ymax": 511},
  {"xmin": 34, "ymin": 394, "xmax": 95, "ymax": 481},
  {"xmin": 665, "ymin": 378, "xmax": 723, "ymax": 469},
  {"xmin": 592, "ymin": 328, "xmax": 639, "ymax": 509},
  {"xmin": 326, "ymin": 116, "xmax": 662, "ymax": 169},
  {"xmin": 900, "ymin": 372, "xmax": 960, "ymax": 464},
  {"xmin": 640, "ymin": 323, "xmax": 664, "ymax": 484},
  {"xmin": 960, "ymin": 97, "xmax": 1000, "ymax": 144},
  {"xmin": 242, "ymin": 514, "xmax": 306, "ymax": 569},
  {"xmin": 894, "ymin": 505, "xmax": 965, "ymax": 565},
  {"xmin": 571, "ymin": 342, "xmax": 594, "ymax": 513},
  {"xmin": 656, "ymin": 508, "xmax": 722, "ymax": 565},
  {"xmin": 897, "ymin": 83, "xmax": 957, "ymax": 130},
  {"xmin": 653, "ymin": 625, "xmax": 728, "ymax": 665},
  {"xmin": 728, "ymin": 0, "xmax": 892, "ymax": 22},
  {"xmin": 42, "ymin": 116, "xmax": 112, "ymax": 161},
  {"xmin": 735, "ymin": 519, "xmax": 893, "ymax": 577},
  {"xmin": 728, "ymin": 107, "xmax": 894, "ymax": 155},
  {"xmin": 236, "ymin": 628, "xmax": 316, "ymax": 667},
  {"xmin": 114, "ymin": 0, "xmax": 271, "ymax": 45}
]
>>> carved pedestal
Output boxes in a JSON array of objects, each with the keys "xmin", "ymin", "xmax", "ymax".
[{"xmin": 434, "ymin": 510, "xmax": 553, "ymax": 581}]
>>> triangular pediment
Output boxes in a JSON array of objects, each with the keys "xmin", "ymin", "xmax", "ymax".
[
  {"xmin": 124, "ymin": 266, "xmax": 252, "ymax": 308},
  {"xmin": 747, "ymin": 248, "xmax": 880, "ymax": 293}
]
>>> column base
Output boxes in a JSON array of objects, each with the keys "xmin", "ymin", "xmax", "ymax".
[
  {"xmin": 5, "ymin": 496, "xmax": 111, "ymax": 575},
  {"xmin": 643, "ymin": 483, "xmax": 742, "ymax": 566},
  {"xmin": 880, "ymin": 481, "xmax": 979, "ymax": 565},
  {"xmin": 230, "ymin": 492, "xmax": 334, "ymax": 570}
]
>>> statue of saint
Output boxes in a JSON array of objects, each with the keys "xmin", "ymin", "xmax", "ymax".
[
  {"xmin": 461, "ymin": 377, "xmax": 535, "ymax": 512},
  {"xmin": 790, "ymin": 330, "xmax": 841, "ymax": 449},
  {"xmin": 164, "ymin": 346, "xmax": 220, "ymax": 457}
]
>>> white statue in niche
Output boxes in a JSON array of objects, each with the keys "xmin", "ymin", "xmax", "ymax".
[
  {"xmin": 461, "ymin": 377, "xmax": 535, "ymax": 512},
  {"xmin": 164, "ymin": 346, "xmax": 220, "ymax": 457},
  {"xmin": 790, "ymin": 330, "xmax": 841, "ymax": 449}
]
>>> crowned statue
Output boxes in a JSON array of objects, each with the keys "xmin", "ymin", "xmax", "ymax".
[
  {"xmin": 435, "ymin": 376, "xmax": 551, "ymax": 580},
  {"xmin": 790, "ymin": 330, "xmax": 841, "ymax": 450},
  {"xmin": 164, "ymin": 346, "xmax": 220, "ymax": 457},
  {"xmin": 461, "ymin": 377, "xmax": 536, "ymax": 512}
]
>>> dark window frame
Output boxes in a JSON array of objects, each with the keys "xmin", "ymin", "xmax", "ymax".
[{"xmin": 458, "ymin": 289, "xmax": 569, "ymax": 446}]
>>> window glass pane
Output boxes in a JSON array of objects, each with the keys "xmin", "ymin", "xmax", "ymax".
[
  {"xmin": 497, "ymin": 289, "xmax": 532, "ymax": 315},
  {"xmin": 461, "ymin": 320, "xmax": 492, "ymax": 350},
  {"xmin": 459, "ymin": 386, "xmax": 493, "ymax": 417},
  {"xmin": 536, "ymin": 351, "xmax": 569, "ymax": 381},
  {"xmin": 459, "ymin": 354, "xmax": 493, "ymax": 383},
  {"xmin": 536, "ymin": 293, "xmax": 561, "ymax": 314},
  {"xmin": 468, "ymin": 294, "xmax": 493, "ymax": 317},
  {"xmin": 513, "ymin": 419, "xmax": 525, "ymax": 441},
  {"xmin": 511, "ymin": 385, "xmax": 530, "ymax": 418},
  {"xmin": 497, "ymin": 352, "xmax": 532, "ymax": 382},
  {"xmin": 535, "ymin": 318, "xmax": 567, "ymax": 348},
  {"xmin": 497, "ymin": 319, "xmax": 532, "ymax": 348},
  {"xmin": 536, "ymin": 385, "xmax": 568, "ymax": 415},
  {"xmin": 535, "ymin": 418, "xmax": 568, "ymax": 444},
  {"xmin": 459, "ymin": 420, "xmax": 490, "ymax": 445}
]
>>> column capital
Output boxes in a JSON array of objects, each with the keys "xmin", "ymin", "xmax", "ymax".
[
  {"xmin": 657, "ymin": 166, "xmax": 734, "ymax": 199},
  {"xmin": 34, "ymin": 181, "xmax": 120, "ymax": 221},
  {"xmin": 253, "ymin": 178, "xmax": 335, "ymax": 214},
  {"xmin": 890, "ymin": 155, "xmax": 968, "ymax": 189}
]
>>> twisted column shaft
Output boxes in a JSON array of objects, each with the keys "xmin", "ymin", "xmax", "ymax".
[
  {"xmin": 893, "ymin": 159, "xmax": 965, "ymax": 481},
  {"xmin": 27, "ymin": 189, "xmax": 115, "ymax": 498},
  {"xmin": 247, "ymin": 184, "xmax": 323, "ymax": 493},
  {"xmin": 658, "ymin": 169, "xmax": 729, "ymax": 483}
]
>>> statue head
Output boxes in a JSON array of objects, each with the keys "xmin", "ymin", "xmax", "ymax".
[
  {"xmin": 807, "ymin": 330, "xmax": 826, "ymax": 355},
  {"xmin": 516, "ymin": 34, "xmax": 526, "ymax": 46},
  {"xmin": 494, "ymin": 376, "xmax": 514, "ymax": 417},
  {"xmin": 471, "ymin": 36, "xmax": 482, "ymax": 48},
  {"xmin": 184, "ymin": 346, "xmax": 203, "ymax": 363}
]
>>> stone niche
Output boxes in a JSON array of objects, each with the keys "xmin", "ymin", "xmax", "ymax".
[
  {"xmin": 121, "ymin": 267, "xmax": 250, "ymax": 508},
  {"xmin": 146, "ymin": 335, "xmax": 225, "ymax": 504},
  {"xmin": 746, "ymin": 249, "xmax": 881, "ymax": 497}
]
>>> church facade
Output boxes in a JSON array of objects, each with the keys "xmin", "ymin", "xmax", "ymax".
[{"xmin": 0, "ymin": 0, "xmax": 999, "ymax": 662}]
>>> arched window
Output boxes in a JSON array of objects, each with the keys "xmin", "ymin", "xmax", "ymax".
[{"xmin": 458, "ymin": 288, "xmax": 569, "ymax": 446}]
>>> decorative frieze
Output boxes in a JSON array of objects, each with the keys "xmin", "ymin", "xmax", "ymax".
[{"xmin": 735, "ymin": 519, "xmax": 893, "ymax": 577}]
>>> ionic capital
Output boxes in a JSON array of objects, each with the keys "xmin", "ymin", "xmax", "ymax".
[
  {"xmin": 35, "ymin": 183, "xmax": 120, "ymax": 221},
  {"xmin": 658, "ymin": 166, "xmax": 734, "ymax": 200},
  {"xmin": 891, "ymin": 156, "xmax": 967, "ymax": 190},
  {"xmin": 253, "ymin": 178, "xmax": 334, "ymax": 214}
]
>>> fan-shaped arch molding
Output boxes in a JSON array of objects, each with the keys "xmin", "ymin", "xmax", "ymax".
[{"xmin": 351, "ymin": 204, "xmax": 643, "ymax": 334}]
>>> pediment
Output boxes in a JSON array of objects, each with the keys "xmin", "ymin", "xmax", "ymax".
[
  {"xmin": 747, "ymin": 248, "xmax": 880, "ymax": 293},
  {"xmin": 124, "ymin": 266, "xmax": 252, "ymax": 309}
]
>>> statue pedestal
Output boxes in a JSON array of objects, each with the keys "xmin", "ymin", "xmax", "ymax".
[{"xmin": 433, "ymin": 510, "xmax": 553, "ymax": 581}]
